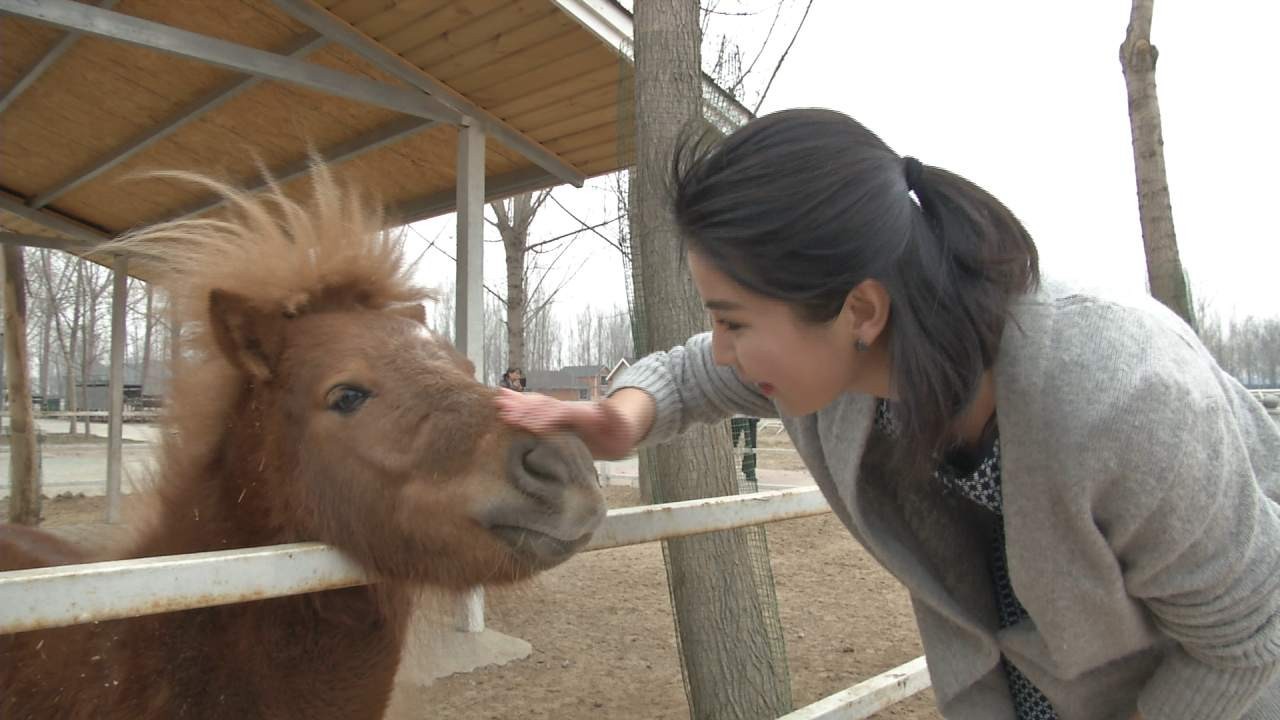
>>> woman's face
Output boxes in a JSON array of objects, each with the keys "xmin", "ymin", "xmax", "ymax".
[{"xmin": 686, "ymin": 251, "xmax": 887, "ymax": 415}]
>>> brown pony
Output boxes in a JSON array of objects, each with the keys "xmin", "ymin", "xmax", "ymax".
[{"xmin": 0, "ymin": 164, "xmax": 605, "ymax": 719}]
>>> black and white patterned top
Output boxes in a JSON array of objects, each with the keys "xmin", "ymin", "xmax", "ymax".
[{"xmin": 875, "ymin": 400, "xmax": 1058, "ymax": 720}]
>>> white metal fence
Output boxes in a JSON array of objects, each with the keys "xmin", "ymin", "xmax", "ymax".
[{"xmin": 0, "ymin": 486, "xmax": 930, "ymax": 719}]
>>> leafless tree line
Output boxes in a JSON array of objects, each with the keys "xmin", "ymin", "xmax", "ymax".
[
  {"xmin": 3, "ymin": 248, "xmax": 171, "ymax": 434},
  {"xmin": 1197, "ymin": 298, "xmax": 1280, "ymax": 388},
  {"xmin": 423, "ymin": 278, "xmax": 632, "ymax": 385}
]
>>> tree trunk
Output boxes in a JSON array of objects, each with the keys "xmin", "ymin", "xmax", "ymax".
[
  {"xmin": 3, "ymin": 247, "xmax": 40, "ymax": 524},
  {"xmin": 492, "ymin": 191, "xmax": 548, "ymax": 374},
  {"xmin": 81, "ymin": 271, "xmax": 93, "ymax": 436},
  {"xmin": 632, "ymin": 1, "xmax": 792, "ymax": 716},
  {"xmin": 1120, "ymin": 0, "xmax": 1194, "ymax": 327},
  {"xmin": 66, "ymin": 263, "xmax": 82, "ymax": 435},
  {"xmin": 140, "ymin": 282, "xmax": 154, "ymax": 395},
  {"xmin": 38, "ymin": 296, "xmax": 51, "ymax": 401},
  {"xmin": 504, "ymin": 212, "xmax": 527, "ymax": 374}
]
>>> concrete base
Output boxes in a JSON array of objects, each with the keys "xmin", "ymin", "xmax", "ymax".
[
  {"xmin": 394, "ymin": 623, "xmax": 532, "ymax": 687},
  {"xmin": 387, "ymin": 610, "xmax": 532, "ymax": 717}
]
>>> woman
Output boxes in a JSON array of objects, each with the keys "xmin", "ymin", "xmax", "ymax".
[
  {"xmin": 496, "ymin": 109, "xmax": 1280, "ymax": 719},
  {"xmin": 498, "ymin": 367, "xmax": 526, "ymax": 392}
]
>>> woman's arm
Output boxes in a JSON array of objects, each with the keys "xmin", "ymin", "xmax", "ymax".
[
  {"xmin": 1101, "ymin": 371, "xmax": 1280, "ymax": 720},
  {"xmin": 495, "ymin": 332, "xmax": 776, "ymax": 457}
]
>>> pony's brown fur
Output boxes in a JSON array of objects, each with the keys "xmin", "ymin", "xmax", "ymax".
[{"xmin": 0, "ymin": 164, "xmax": 604, "ymax": 719}]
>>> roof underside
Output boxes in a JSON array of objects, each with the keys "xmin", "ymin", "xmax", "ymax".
[{"xmin": 0, "ymin": 0, "xmax": 668, "ymax": 266}]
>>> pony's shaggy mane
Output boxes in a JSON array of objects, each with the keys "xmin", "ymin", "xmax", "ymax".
[{"xmin": 101, "ymin": 161, "xmax": 434, "ymax": 473}]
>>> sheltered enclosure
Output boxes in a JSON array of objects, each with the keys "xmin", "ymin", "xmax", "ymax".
[{"xmin": 0, "ymin": 0, "xmax": 745, "ymax": 520}]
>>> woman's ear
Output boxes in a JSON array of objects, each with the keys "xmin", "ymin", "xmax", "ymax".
[{"xmin": 843, "ymin": 279, "xmax": 891, "ymax": 347}]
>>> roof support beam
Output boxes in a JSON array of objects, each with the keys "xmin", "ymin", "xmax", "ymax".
[
  {"xmin": 29, "ymin": 33, "xmax": 329, "ymax": 210},
  {"xmin": 270, "ymin": 0, "xmax": 586, "ymax": 188},
  {"xmin": 0, "ymin": 0, "xmax": 463, "ymax": 124},
  {"xmin": 0, "ymin": 0, "xmax": 119, "ymax": 117},
  {"xmin": 390, "ymin": 166, "xmax": 561, "ymax": 225},
  {"xmin": 165, "ymin": 115, "xmax": 440, "ymax": 222},
  {"xmin": 0, "ymin": 232, "xmax": 96, "ymax": 253},
  {"xmin": 0, "ymin": 191, "xmax": 107, "ymax": 246}
]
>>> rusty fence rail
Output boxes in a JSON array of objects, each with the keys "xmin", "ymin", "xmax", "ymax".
[{"xmin": 0, "ymin": 485, "xmax": 930, "ymax": 719}]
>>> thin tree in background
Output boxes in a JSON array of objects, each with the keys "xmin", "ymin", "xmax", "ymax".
[
  {"xmin": 1121, "ymin": 0, "xmax": 1194, "ymax": 327},
  {"xmin": 3, "ymin": 246, "xmax": 39, "ymax": 524},
  {"xmin": 490, "ymin": 190, "xmax": 551, "ymax": 374},
  {"xmin": 138, "ymin": 282, "xmax": 158, "ymax": 395},
  {"xmin": 631, "ymin": 0, "xmax": 792, "ymax": 715}
]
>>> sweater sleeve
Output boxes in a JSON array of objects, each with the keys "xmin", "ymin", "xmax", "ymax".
[
  {"xmin": 1100, "ymin": 362, "xmax": 1280, "ymax": 719},
  {"xmin": 606, "ymin": 332, "xmax": 779, "ymax": 445}
]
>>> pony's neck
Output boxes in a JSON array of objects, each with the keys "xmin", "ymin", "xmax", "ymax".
[{"xmin": 134, "ymin": 388, "xmax": 293, "ymax": 557}]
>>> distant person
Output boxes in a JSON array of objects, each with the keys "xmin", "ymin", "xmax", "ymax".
[
  {"xmin": 729, "ymin": 416, "xmax": 759, "ymax": 486},
  {"xmin": 498, "ymin": 367, "xmax": 526, "ymax": 392},
  {"xmin": 494, "ymin": 109, "xmax": 1280, "ymax": 719}
]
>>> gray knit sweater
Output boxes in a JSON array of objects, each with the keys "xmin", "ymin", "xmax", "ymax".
[{"xmin": 609, "ymin": 278, "xmax": 1280, "ymax": 720}]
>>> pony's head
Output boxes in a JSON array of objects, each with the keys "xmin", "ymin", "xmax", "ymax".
[{"xmin": 114, "ymin": 164, "xmax": 604, "ymax": 588}]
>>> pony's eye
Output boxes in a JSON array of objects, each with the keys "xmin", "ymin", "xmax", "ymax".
[{"xmin": 326, "ymin": 385, "xmax": 371, "ymax": 415}]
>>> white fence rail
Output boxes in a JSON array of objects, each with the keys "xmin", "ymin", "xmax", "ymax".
[
  {"xmin": 778, "ymin": 656, "xmax": 931, "ymax": 720},
  {"xmin": 0, "ymin": 486, "xmax": 929, "ymax": 718}
]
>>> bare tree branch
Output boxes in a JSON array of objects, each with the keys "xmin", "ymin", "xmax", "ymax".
[
  {"xmin": 753, "ymin": 0, "xmax": 815, "ymax": 115},
  {"xmin": 549, "ymin": 195, "xmax": 626, "ymax": 254},
  {"xmin": 730, "ymin": 0, "xmax": 785, "ymax": 96},
  {"xmin": 526, "ymin": 214, "xmax": 624, "ymax": 253}
]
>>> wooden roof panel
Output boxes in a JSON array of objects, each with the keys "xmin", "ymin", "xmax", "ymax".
[
  {"xmin": 249, "ymin": 126, "xmax": 459, "ymax": 213},
  {"xmin": 441, "ymin": 30, "xmax": 600, "ymax": 96},
  {"xmin": 488, "ymin": 65, "xmax": 619, "ymax": 121},
  {"xmin": 398, "ymin": 0, "xmax": 556, "ymax": 69},
  {"xmin": 53, "ymin": 79, "xmax": 415, "ymax": 229},
  {"xmin": 322, "ymin": 0, "xmax": 400, "ymax": 27},
  {"xmin": 120, "ymin": 0, "xmax": 308, "ymax": 45},
  {"xmin": 403, "ymin": 5, "xmax": 570, "ymax": 73},
  {"xmin": 0, "ymin": 0, "xmax": 676, "ymax": 249},
  {"xmin": 376, "ymin": 0, "xmax": 511, "ymax": 54},
  {"xmin": 355, "ymin": 0, "xmax": 459, "ymax": 43},
  {"xmin": 530, "ymin": 105, "xmax": 617, "ymax": 146},
  {"xmin": 0, "ymin": 15, "xmax": 63, "ymax": 91},
  {"xmin": 544, "ymin": 122, "xmax": 615, "ymax": 157},
  {"xmin": 0, "ymin": 34, "xmax": 244, "ymax": 197},
  {"xmin": 513, "ymin": 79, "xmax": 622, "ymax": 132}
]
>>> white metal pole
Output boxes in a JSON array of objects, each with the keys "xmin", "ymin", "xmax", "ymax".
[
  {"xmin": 455, "ymin": 121, "xmax": 485, "ymax": 375},
  {"xmin": 105, "ymin": 254, "xmax": 126, "ymax": 523},
  {"xmin": 454, "ymin": 120, "xmax": 486, "ymax": 633}
]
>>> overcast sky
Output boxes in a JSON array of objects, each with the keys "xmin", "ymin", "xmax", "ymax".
[{"xmin": 410, "ymin": 1, "xmax": 1277, "ymax": 326}]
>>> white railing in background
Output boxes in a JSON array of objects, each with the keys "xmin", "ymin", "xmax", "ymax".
[
  {"xmin": 0, "ymin": 486, "xmax": 929, "ymax": 720},
  {"xmin": 1253, "ymin": 389, "xmax": 1280, "ymax": 420}
]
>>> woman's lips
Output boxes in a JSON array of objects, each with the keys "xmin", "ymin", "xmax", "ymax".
[{"xmin": 757, "ymin": 382, "xmax": 775, "ymax": 396}]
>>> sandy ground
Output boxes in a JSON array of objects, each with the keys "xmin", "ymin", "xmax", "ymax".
[
  {"xmin": 2, "ymin": 429, "xmax": 941, "ymax": 719},
  {"xmin": 386, "ymin": 483, "xmax": 940, "ymax": 720}
]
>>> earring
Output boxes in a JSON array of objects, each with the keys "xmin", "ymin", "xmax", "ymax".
[{"xmin": 854, "ymin": 339, "xmax": 870, "ymax": 353}]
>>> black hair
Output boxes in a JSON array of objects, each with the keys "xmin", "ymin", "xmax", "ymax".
[{"xmin": 672, "ymin": 108, "xmax": 1039, "ymax": 472}]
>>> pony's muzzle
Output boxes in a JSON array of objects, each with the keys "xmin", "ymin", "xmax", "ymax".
[{"xmin": 481, "ymin": 432, "xmax": 605, "ymax": 568}]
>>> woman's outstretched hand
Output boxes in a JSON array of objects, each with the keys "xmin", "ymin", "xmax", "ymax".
[{"xmin": 494, "ymin": 387, "xmax": 652, "ymax": 460}]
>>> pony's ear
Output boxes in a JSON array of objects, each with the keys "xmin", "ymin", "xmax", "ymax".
[
  {"xmin": 208, "ymin": 289, "xmax": 286, "ymax": 381},
  {"xmin": 390, "ymin": 303, "xmax": 427, "ymax": 326}
]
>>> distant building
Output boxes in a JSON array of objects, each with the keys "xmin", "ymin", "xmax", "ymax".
[
  {"xmin": 525, "ymin": 358, "xmax": 631, "ymax": 401},
  {"xmin": 48, "ymin": 362, "xmax": 169, "ymax": 412}
]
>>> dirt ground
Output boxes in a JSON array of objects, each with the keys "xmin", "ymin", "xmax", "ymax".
[
  {"xmin": 755, "ymin": 422, "xmax": 811, "ymax": 472},
  {"xmin": 3, "ymin": 431, "xmax": 942, "ymax": 720},
  {"xmin": 393, "ymin": 485, "xmax": 939, "ymax": 720}
]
